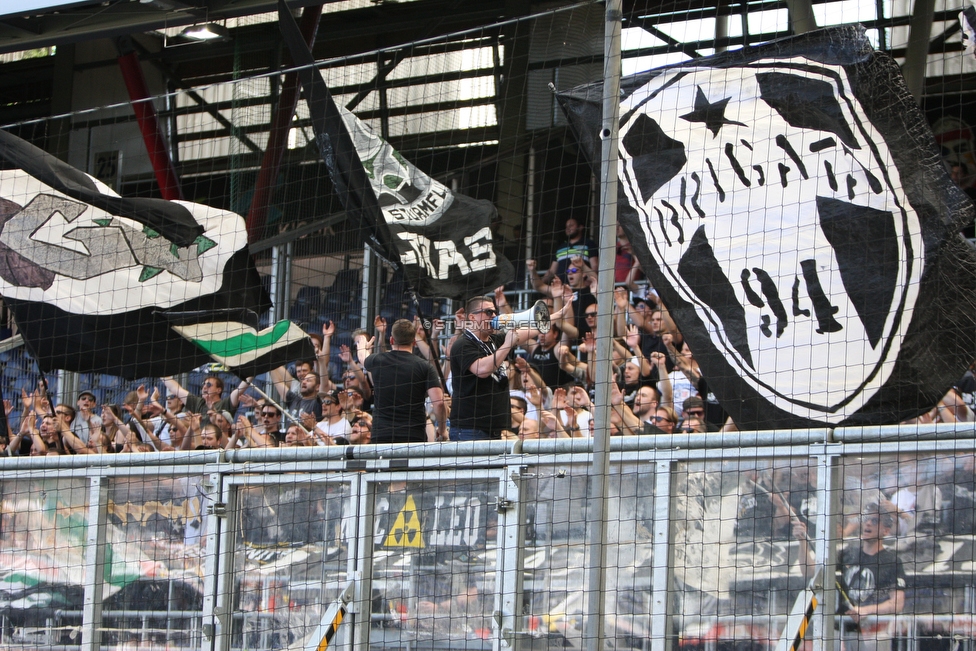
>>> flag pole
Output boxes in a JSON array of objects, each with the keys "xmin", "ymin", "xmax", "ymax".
[
  {"xmin": 409, "ymin": 290, "xmax": 450, "ymax": 393},
  {"xmin": 245, "ymin": 380, "xmax": 313, "ymax": 436},
  {"xmin": 583, "ymin": 2, "xmax": 622, "ymax": 651}
]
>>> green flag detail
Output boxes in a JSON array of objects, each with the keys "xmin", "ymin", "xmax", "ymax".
[{"xmin": 171, "ymin": 319, "xmax": 310, "ymax": 373}]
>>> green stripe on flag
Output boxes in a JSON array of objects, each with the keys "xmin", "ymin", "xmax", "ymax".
[
  {"xmin": 192, "ymin": 320, "xmax": 292, "ymax": 358},
  {"xmin": 0, "ymin": 573, "xmax": 41, "ymax": 589},
  {"xmin": 172, "ymin": 319, "xmax": 312, "ymax": 372}
]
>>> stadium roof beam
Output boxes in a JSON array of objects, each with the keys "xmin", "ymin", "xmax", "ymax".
[
  {"xmin": 128, "ymin": 38, "xmax": 263, "ymax": 154},
  {"xmin": 345, "ymin": 50, "xmax": 406, "ymax": 113},
  {"xmin": 627, "ymin": 18, "xmax": 703, "ymax": 59},
  {"xmin": 0, "ymin": 0, "xmax": 519, "ymax": 58},
  {"xmin": 0, "ymin": 0, "xmax": 323, "ymax": 55},
  {"xmin": 875, "ymin": 0, "xmax": 887, "ymax": 50},
  {"xmin": 903, "ymin": 0, "xmax": 937, "ymax": 100},
  {"xmin": 2, "ymin": 0, "xmax": 970, "ymax": 194},
  {"xmin": 785, "ymin": 0, "xmax": 817, "ymax": 34},
  {"xmin": 928, "ymin": 21, "xmax": 962, "ymax": 53},
  {"xmin": 170, "ymin": 125, "xmax": 500, "ymax": 177},
  {"xmin": 715, "ymin": 11, "xmax": 729, "ymax": 53}
]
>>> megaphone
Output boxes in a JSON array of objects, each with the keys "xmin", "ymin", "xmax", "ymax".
[{"xmin": 491, "ymin": 300, "xmax": 550, "ymax": 334}]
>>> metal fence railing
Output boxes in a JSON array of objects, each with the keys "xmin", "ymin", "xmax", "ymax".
[{"xmin": 0, "ymin": 430, "xmax": 973, "ymax": 651}]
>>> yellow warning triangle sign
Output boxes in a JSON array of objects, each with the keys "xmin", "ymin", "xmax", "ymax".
[{"xmin": 383, "ymin": 495, "xmax": 424, "ymax": 548}]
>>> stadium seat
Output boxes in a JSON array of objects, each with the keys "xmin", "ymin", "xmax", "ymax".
[{"xmin": 323, "ymin": 269, "xmax": 362, "ymax": 314}]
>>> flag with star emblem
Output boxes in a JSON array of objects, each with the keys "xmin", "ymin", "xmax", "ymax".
[
  {"xmin": 557, "ymin": 26, "xmax": 976, "ymax": 429},
  {"xmin": 0, "ymin": 129, "xmax": 289, "ymax": 379},
  {"xmin": 277, "ymin": 1, "xmax": 513, "ymax": 300}
]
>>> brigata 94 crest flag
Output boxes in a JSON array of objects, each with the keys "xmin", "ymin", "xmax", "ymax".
[
  {"xmin": 0, "ymin": 130, "xmax": 313, "ymax": 379},
  {"xmin": 558, "ymin": 26, "xmax": 976, "ymax": 430},
  {"xmin": 278, "ymin": 0, "xmax": 513, "ymax": 301}
]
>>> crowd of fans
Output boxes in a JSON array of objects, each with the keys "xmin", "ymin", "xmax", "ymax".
[
  {"xmin": 2, "ymin": 218, "xmax": 976, "ymax": 651},
  {"xmin": 1, "ymin": 218, "xmax": 974, "ymax": 456}
]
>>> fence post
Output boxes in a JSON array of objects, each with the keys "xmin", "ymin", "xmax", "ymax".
[
  {"xmin": 496, "ymin": 464, "xmax": 528, "ymax": 650},
  {"xmin": 202, "ymin": 470, "xmax": 235, "ymax": 651},
  {"xmin": 352, "ymin": 474, "xmax": 375, "ymax": 651},
  {"xmin": 817, "ymin": 450, "xmax": 844, "ymax": 651},
  {"xmin": 651, "ymin": 460, "xmax": 675, "ymax": 651},
  {"xmin": 81, "ymin": 476, "xmax": 109, "ymax": 651}
]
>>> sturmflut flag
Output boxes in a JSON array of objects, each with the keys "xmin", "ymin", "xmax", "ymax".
[
  {"xmin": 0, "ymin": 130, "xmax": 312, "ymax": 378},
  {"xmin": 277, "ymin": 0, "xmax": 513, "ymax": 301},
  {"xmin": 558, "ymin": 26, "xmax": 976, "ymax": 429}
]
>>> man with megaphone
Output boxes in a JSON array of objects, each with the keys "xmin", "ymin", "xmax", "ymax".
[{"xmin": 449, "ymin": 295, "xmax": 560, "ymax": 441}]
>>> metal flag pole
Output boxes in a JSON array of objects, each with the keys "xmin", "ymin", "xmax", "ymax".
[
  {"xmin": 583, "ymin": 2, "xmax": 622, "ymax": 651},
  {"xmin": 246, "ymin": 380, "xmax": 312, "ymax": 436},
  {"xmin": 409, "ymin": 289, "xmax": 450, "ymax": 393}
]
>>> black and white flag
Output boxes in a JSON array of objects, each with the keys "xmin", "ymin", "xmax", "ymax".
[
  {"xmin": 333, "ymin": 106, "xmax": 515, "ymax": 300},
  {"xmin": 278, "ymin": 1, "xmax": 513, "ymax": 301},
  {"xmin": 558, "ymin": 26, "xmax": 976, "ymax": 429},
  {"xmin": 961, "ymin": 2, "xmax": 976, "ymax": 60},
  {"xmin": 0, "ymin": 130, "xmax": 312, "ymax": 378}
]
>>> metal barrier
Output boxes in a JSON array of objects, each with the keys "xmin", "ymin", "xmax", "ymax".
[{"xmin": 0, "ymin": 429, "xmax": 974, "ymax": 651}]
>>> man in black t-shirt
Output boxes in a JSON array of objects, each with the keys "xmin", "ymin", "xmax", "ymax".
[
  {"xmin": 450, "ymin": 295, "xmax": 542, "ymax": 441},
  {"xmin": 524, "ymin": 323, "xmax": 574, "ymax": 389},
  {"xmin": 271, "ymin": 368, "xmax": 323, "ymax": 421},
  {"xmin": 365, "ymin": 319, "xmax": 446, "ymax": 443}
]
